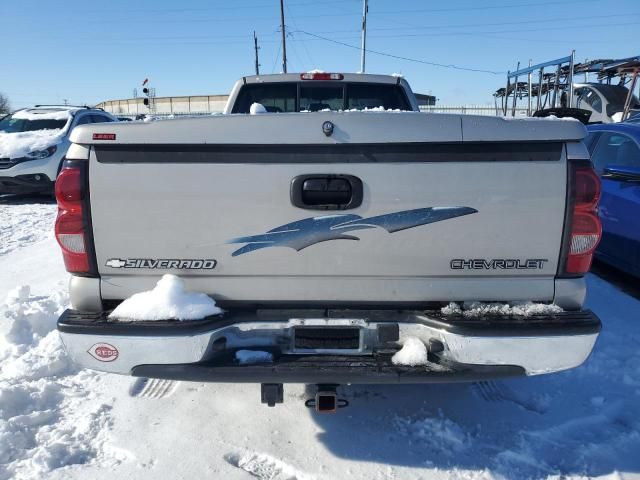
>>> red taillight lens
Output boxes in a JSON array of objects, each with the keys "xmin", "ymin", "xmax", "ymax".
[
  {"xmin": 574, "ymin": 167, "xmax": 600, "ymax": 208},
  {"xmin": 55, "ymin": 164, "xmax": 90, "ymax": 273},
  {"xmin": 55, "ymin": 167, "xmax": 83, "ymax": 208},
  {"xmin": 564, "ymin": 164, "xmax": 602, "ymax": 275}
]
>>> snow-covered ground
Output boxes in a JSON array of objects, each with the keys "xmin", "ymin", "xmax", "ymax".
[{"xmin": 1, "ymin": 199, "xmax": 639, "ymax": 480}]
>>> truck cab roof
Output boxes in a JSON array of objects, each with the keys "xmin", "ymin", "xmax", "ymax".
[
  {"xmin": 225, "ymin": 72, "xmax": 420, "ymax": 114},
  {"xmin": 241, "ymin": 72, "xmax": 408, "ymax": 85}
]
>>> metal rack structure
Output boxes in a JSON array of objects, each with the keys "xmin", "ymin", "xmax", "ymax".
[{"xmin": 495, "ymin": 53, "xmax": 640, "ymax": 121}]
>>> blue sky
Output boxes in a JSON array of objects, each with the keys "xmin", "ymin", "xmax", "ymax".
[{"xmin": 3, "ymin": 0, "xmax": 639, "ymax": 109}]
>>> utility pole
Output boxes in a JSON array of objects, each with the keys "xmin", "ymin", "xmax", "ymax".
[
  {"xmin": 254, "ymin": 31, "xmax": 260, "ymax": 75},
  {"xmin": 279, "ymin": 0, "xmax": 287, "ymax": 73},
  {"xmin": 527, "ymin": 59, "xmax": 532, "ymax": 116},
  {"xmin": 360, "ymin": 0, "xmax": 368, "ymax": 73}
]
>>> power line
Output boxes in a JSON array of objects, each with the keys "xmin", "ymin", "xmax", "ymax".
[
  {"xmin": 74, "ymin": 16, "xmax": 637, "ymax": 48},
  {"xmin": 285, "ymin": 1, "xmax": 315, "ymax": 71},
  {"xmin": 366, "ymin": 12, "xmax": 638, "ymax": 33},
  {"xmin": 79, "ymin": 0, "xmax": 350, "ymax": 15},
  {"xmin": 78, "ymin": 16, "xmax": 637, "ymax": 48},
  {"xmin": 294, "ymin": 30, "xmax": 505, "ymax": 74},
  {"xmin": 374, "ymin": 0, "xmax": 602, "ymax": 15},
  {"xmin": 271, "ymin": 34, "xmax": 282, "ymax": 74},
  {"xmin": 365, "ymin": 20, "xmax": 640, "ymax": 39}
]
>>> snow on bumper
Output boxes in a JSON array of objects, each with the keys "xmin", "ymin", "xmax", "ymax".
[{"xmin": 57, "ymin": 309, "xmax": 600, "ymax": 379}]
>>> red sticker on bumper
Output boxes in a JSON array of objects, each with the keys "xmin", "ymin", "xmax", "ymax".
[{"xmin": 88, "ymin": 343, "xmax": 119, "ymax": 362}]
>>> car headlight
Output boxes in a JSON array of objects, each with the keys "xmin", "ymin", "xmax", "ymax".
[{"xmin": 26, "ymin": 145, "xmax": 57, "ymax": 159}]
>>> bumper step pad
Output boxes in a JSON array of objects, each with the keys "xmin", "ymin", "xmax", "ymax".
[{"xmin": 131, "ymin": 351, "xmax": 525, "ymax": 384}]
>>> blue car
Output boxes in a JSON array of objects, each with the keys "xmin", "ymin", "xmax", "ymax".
[{"xmin": 585, "ymin": 122, "xmax": 640, "ymax": 277}]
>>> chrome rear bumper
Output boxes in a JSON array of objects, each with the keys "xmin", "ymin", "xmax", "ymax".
[{"xmin": 57, "ymin": 309, "xmax": 600, "ymax": 381}]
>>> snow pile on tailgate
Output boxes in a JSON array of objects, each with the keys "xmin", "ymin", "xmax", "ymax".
[{"xmin": 109, "ymin": 274, "xmax": 222, "ymax": 321}]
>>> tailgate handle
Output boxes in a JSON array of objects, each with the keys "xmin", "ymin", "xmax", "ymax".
[{"xmin": 291, "ymin": 174, "xmax": 363, "ymax": 210}]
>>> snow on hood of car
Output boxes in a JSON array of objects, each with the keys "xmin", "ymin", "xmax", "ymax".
[
  {"xmin": 12, "ymin": 109, "xmax": 74, "ymax": 121},
  {"xmin": 0, "ymin": 129, "xmax": 64, "ymax": 159}
]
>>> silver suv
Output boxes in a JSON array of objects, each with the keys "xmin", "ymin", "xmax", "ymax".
[{"xmin": 0, "ymin": 105, "xmax": 117, "ymax": 195}]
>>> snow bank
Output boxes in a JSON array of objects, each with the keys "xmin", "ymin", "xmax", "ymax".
[
  {"xmin": 12, "ymin": 109, "xmax": 72, "ymax": 121},
  {"xmin": 441, "ymin": 301, "xmax": 563, "ymax": 317},
  {"xmin": 108, "ymin": 274, "xmax": 222, "ymax": 321},
  {"xmin": 0, "ymin": 284, "xmax": 120, "ymax": 479},
  {"xmin": 391, "ymin": 337, "xmax": 428, "ymax": 366},
  {"xmin": 0, "ymin": 203, "xmax": 57, "ymax": 257},
  {"xmin": 235, "ymin": 350, "xmax": 273, "ymax": 365},
  {"xmin": 249, "ymin": 102, "xmax": 267, "ymax": 115},
  {"xmin": 0, "ymin": 129, "xmax": 63, "ymax": 159}
]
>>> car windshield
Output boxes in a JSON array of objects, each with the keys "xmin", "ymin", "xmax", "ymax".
[{"xmin": 0, "ymin": 114, "xmax": 68, "ymax": 133}]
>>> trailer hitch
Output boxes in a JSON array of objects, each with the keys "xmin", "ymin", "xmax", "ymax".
[{"xmin": 304, "ymin": 384, "xmax": 349, "ymax": 413}]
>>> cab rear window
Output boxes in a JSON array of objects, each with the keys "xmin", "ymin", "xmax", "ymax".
[
  {"xmin": 231, "ymin": 82, "xmax": 411, "ymax": 113},
  {"xmin": 232, "ymin": 83, "xmax": 297, "ymax": 113}
]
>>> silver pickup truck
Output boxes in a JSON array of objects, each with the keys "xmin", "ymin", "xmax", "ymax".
[{"xmin": 55, "ymin": 73, "xmax": 602, "ymax": 410}]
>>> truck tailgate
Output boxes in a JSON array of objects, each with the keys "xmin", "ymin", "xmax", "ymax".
[{"xmin": 77, "ymin": 112, "xmax": 584, "ymax": 304}]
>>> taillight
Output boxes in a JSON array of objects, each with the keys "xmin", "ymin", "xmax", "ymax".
[
  {"xmin": 55, "ymin": 161, "xmax": 93, "ymax": 274},
  {"xmin": 562, "ymin": 163, "xmax": 602, "ymax": 275},
  {"xmin": 300, "ymin": 72, "xmax": 344, "ymax": 80}
]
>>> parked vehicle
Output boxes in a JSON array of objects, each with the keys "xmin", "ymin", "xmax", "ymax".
[
  {"xmin": 573, "ymin": 83, "xmax": 640, "ymax": 124},
  {"xmin": 0, "ymin": 106, "xmax": 116, "ymax": 195},
  {"xmin": 626, "ymin": 111, "xmax": 640, "ymax": 124},
  {"xmin": 55, "ymin": 73, "xmax": 601, "ymax": 410},
  {"xmin": 586, "ymin": 122, "xmax": 640, "ymax": 277}
]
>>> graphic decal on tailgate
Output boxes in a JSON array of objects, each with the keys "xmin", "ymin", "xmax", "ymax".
[{"xmin": 227, "ymin": 207, "xmax": 477, "ymax": 256}]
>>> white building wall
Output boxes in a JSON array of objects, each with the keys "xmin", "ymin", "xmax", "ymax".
[{"xmin": 97, "ymin": 95, "xmax": 229, "ymax": 115}]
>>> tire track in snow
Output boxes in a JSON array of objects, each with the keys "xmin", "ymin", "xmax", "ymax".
[
  {"xmin": 472, "ymin": 381, "xmax": 548, "ymax": 413},
  {"xmin": 224, "ymin": 451, "xmax": 315, "ymax": 480},
  {"xmin": 129, "ymin": 378, "xmax": 179, "ymax": 399}
]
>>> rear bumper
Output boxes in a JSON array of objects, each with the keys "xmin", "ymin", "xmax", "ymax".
[{"xmin": 57, "ymin": 309, "xmax": 601, "ymax": 382}]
